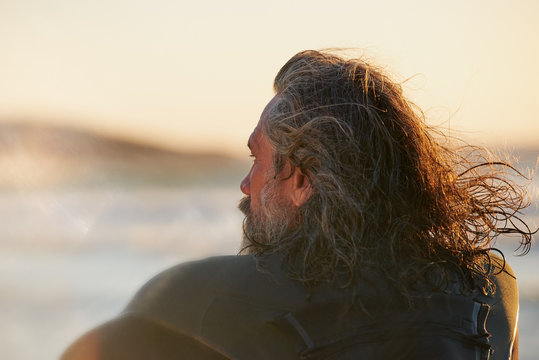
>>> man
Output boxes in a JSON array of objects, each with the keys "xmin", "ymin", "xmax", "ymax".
[{"xmin": 62, "ymin": 50, "xmax": 532, "ymax": 359}]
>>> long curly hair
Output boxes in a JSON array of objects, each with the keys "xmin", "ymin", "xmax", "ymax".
[{"xmin": 245, "ymin": 50, "xmax": 535, "ymax": 297}]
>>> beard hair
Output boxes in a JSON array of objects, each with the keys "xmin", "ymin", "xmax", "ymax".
[{"xmin": 238, "ymin": 180, "xmax": 294, "ymax": 254}]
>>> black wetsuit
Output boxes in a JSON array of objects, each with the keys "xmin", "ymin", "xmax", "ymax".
[{"xmin": 62, "ymin": 254, "xmax": 518, "ymax": 359}]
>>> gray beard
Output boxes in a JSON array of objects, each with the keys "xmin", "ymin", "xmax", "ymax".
[{"xmin": 238, "ymin": 184, "xmax": 293, "ymax": 254}]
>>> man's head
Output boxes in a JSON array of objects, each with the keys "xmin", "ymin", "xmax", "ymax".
[
  {"xmin": 239, "ymin": 50, "xmax": 532, "ymax": 289},
  {"xmin": 239, "ymin": 96, "xmax": 312, "ymax": 250}
]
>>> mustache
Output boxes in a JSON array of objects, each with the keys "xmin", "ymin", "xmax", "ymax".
[{"xmin": 238, "ymin": 196, "xmax": 251, "ymax": 215}]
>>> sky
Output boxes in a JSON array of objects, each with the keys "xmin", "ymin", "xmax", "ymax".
[{"xmin": 0, "ymin": 0, "xmax": 538, "ymax": 156}]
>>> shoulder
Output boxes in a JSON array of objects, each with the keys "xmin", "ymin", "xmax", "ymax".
[
  {"xmin": 484, "ymin": 252, "xmax": 518, "ymax": 307},
  {"xmin": 126, "ymin": 254, "xmax": 299, "ymax": 309},
  {"xmin": 130, "ymin": 255, "xmax": 258, "ymax": 299},
  {"xmin": 121, "ymin": 254, "xmax": 304, "ymax": 359},
  {"xmin": 124, "ymin": 254, "xmax": 306, "ymax": 332},
  {"xmin": 63, "ymin": 255, "xmax": 304, "ymax": 360},
  {"xmin": 478, "ymin": 252, "xmax": 519, "ymax": 360},
  {"xmin": 124, "ymin": 255, "xmax": 258, "ymax": 326}
]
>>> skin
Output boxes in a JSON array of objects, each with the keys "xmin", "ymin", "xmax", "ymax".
[{"xmin": 240, "ymin": 96, "xmax": 312, "ymax": 216}]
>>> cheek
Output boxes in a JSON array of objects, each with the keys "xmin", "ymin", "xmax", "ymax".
[{"xmin": 250, "ymin": 165, "xmax": 265, "ymax": 188}]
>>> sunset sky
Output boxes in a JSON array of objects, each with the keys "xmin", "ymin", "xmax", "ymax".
[{"xmin": 1, "ymin": 0, "xmax": 538, "ymax": 155}]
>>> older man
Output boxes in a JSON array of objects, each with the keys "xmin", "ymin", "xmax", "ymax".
[{"xmin": 62, "ymin": 50, "xmax": 532, "ymax": 359}]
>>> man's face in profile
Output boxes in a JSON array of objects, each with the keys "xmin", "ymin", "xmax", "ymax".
[{"xmin": 239, "ymin": 97, "xmax": 295, "ymax": 248}]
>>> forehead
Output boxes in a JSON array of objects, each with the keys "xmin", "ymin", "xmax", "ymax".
[
  {"xmin": 247, "ymin": 123, "xmax": 268, "ymax": 152},
  {"xmin": 248, "ymin": 95, "xmax": 280, "ymax": 150}
]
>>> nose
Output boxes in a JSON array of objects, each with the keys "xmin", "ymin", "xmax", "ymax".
[{"xmin": 240, "ymin": 173, "xmax": 250, "ymax": 195}]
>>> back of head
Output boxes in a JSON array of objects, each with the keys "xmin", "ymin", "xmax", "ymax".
[{"xmin": 255, "ymin": 50, "xmax": 533, "ymax": 296}]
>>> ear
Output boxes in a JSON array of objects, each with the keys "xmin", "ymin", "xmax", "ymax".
[{"xmin": 289, "ymin": 166, "xmax": 313, "ymax": 208}]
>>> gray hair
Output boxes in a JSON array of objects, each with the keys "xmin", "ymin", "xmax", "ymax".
[{"xmin": 244, "ymin": 50, "xmax": 534, "ymax": 297}]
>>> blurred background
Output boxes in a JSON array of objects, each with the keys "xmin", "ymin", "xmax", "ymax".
[{"xmin": 0, "ymin": 0, "xmax": 537, "ymax": 358}]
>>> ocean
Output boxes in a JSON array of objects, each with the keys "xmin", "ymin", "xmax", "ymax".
[{"xmin": 1, "ymin": 185, "xmax": 538, "ymax": 359}]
